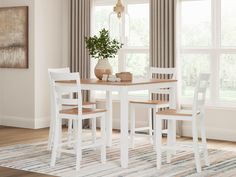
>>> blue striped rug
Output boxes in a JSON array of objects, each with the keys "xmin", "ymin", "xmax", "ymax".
[{"xmin": 0, "ymin": 136, "xmax": 236, "ymax": 177}]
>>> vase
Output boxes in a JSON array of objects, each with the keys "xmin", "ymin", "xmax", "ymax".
[{"xmin": 94, "ymin": 59, "xmax": 112, "ymax": 80}]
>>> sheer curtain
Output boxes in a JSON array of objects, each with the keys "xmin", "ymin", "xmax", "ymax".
[{"xmin": 150, "ymin": 0, "xmax": 182, "ymax": 135}]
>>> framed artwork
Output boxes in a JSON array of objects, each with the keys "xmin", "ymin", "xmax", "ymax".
[{"xmin": 0, "ymin": 6, "xmax": 28, "ymax": 68}]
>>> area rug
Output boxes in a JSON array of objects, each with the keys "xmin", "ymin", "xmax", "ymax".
[{"xmin": 0, "ymin": 136, "xmax": 236, "ymax": 177}]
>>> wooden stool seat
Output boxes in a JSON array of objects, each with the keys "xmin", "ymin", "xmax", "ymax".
[
  {"xmin": 156, "ymin": 109, "xmax": 200, "ymax": 117},
  {"xmin": 130, "ymin": 100, "xmax": 168, "ymax": 105},
  {"xmin": 60, "ymin": 108, "xmax": 106, "ymax": 115}
]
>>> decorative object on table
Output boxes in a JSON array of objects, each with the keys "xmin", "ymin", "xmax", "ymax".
[
  {"xmin": 107, "ymin": 74, "xmax": 121, "ymax": 82},
  {"xmin": 116, "ymin": 72, "xmax": 133, "ymax": 82},
  {"xmin": 85, "ymin": 28, "xmax": 123, "ymax": 80},
  {"xmin": 102, "ymin": 74, "xmax": 109, "ymax": 81},
  {"xmin": 0, "ymin": 6, "xmax": 28, "ymax": 68}
]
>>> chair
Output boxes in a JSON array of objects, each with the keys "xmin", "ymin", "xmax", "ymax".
[
  {"xmin": 50, "ymin": 72, "xmax": 106, "ymax": 171},
  {"xmin": 130, "ymin": 67, "xmax": 176, "ymax": 148},
  {"xmin": 155, "ymin": 73, "xmax": 210, "ymax": 173},
  {"xmin": 48, "ymin": 68, "xmax": 96, "ymax": 150}
]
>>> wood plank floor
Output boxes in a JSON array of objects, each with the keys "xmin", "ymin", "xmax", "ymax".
[
  {"xmin": 0, "ymin": 125, "xmax": 236, "ymax": 176},
  {"xmin": 0, "ymin": 166, "xmax": 54, "ymax": 177}
]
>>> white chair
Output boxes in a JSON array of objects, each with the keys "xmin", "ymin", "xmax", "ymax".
[
  {"xmin": 48, "ymin": 68, "xmax": 96, "ymax": 150},
  {"xmin": 130, "ymin": 67, "xmax": 176, "ymax": 148},
  {"xmin": 50, "ymin": 72, "xmax": 106, "ymax": 171},
  {"xmin": 155, "ymin": 73, "xmax": 210, "ymax": 173}
]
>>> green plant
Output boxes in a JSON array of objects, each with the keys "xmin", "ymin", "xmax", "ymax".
[{"xmin": 85, "ymin": 28, "xmax": 123, "ymax": 60}]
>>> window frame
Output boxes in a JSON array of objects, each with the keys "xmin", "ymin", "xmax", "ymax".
[
  {"xmin": 179, "ymin": 0, "xmax": 236, "ymax": 107},
  {"xmin": 91, "ymin": 0, "xmax": 150, "ymax": 99}
]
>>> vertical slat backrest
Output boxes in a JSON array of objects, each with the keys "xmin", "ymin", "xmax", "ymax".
[
  {"xmin": 149, "ymin": 67, "xmax": 177, "ymax": 80},
  {"xmin": 192, "ymin": 73, "xmax": 210, "ymax": 115},
  {"xmin": 148, "ymin": 67, "xmax": 176, "ymax": 95},
  {"xmin": 51, "ymin": 72, "xmax": 83, "ymax": 117}
]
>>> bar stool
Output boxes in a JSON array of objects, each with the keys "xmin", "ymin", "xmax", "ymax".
[{"xmin": 50, "ymin": 72, "xmax": 106, "ymax": 171}]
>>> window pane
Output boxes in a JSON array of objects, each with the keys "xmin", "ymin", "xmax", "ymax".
[
  {"xmin": 221, "ymin": 0, "xmax": 236, "ymax": 46},
  {"xmin": 125, "ymin": 53, "xmax": 149, "ymax": 79},
  {"xmin": 180, "ymin": 0, "xmax": 211, "ymax": 47},
  {"xmin": 220, "ymin": 54, "xmax": 236, "ymax": 101},
  {"xmin": 94, "ymin": 6, "xmax": 112, "ymax": 34},
  {"xmin": 181, "ymin": 54, "xmax": 210, "ymax": 98},
  {"xmin": 127, "ymin": 3, "xmax": 149, "ymax": 47},
  {"xmin": 109, "ymin": 56, "xmax": 118, "ymax": 74}
]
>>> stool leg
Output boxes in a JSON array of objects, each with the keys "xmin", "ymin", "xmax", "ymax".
[
  {"xmin": 67, "ymin": 119, "xmax": 73, "ymax": 146},
  {"xmin": 166, "ymin": 120, "xmax": 172, "ymax": 163},
  {"xmin": 76, "ymin": 119, "xmax": 82, "ymax": 171},
  {"xmin": 130, "ymin": 104, "xmax": 135, "ymax": 149},
  {"xmin": 92, "ymin": 118, "xmax": 97, "ymax": 144},
  {"xmin": 48, "ymin": 116, "xmax": 54, "ymax": 150},
  {"xmin": 50, "ymin": 118, "xmax": 59, "ymax": 167},
  {"xmin": 153, "ymin": 108, "xmax": 156, "ymax": 150},
  {"xmin": 57, "ymin": 118, "xmax": 62, "ymax": 158},
  {"xmin": 101, "ymin": 115, "xmax": 106, "ymax": 163},
  {"xmin": 200, "ymin": 113, "xmax": 210, "ymax": 166},
  {"xmin": 192, "ymin": 118, "xmax": 201, "ymax": 173},
  {"xmin": 155, "ymin": 117, "xmax": 162, "ymax": 169},
  {"xmin": 148, "ymin": 108, "xmax": 153, "ymax": 144}
]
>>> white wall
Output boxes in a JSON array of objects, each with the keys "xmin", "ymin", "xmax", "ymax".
[
  {"xmin": 182, "ymin": 107, "xmax": 236, "ymax": 142},
  {"xmin": 0, "ymin": 0, "xmax": 35, "ymax": 128},
  {"xmin": 0, "ymin": 0, "xmax": 64, "ymax": 128},
  {"xmin": 34, "ymin": 0, "xmax": 63, "ymax": 128}
]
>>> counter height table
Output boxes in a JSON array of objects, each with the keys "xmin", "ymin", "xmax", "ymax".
[{"xmin": 58, "ymin": 79, "xmax": 177, "ymax": 168}]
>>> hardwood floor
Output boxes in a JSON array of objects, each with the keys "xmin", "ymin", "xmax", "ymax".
[
  {"xmin": 0, "ymin": 125, "xmax": 236, "ymax": 177},
  {"xmin": 0, "ymin": 167, "xmax": 54, "ymax": 177},
  {"xmin": 0, "ymin": 126, "xmax": 49, "ymax": 147}
]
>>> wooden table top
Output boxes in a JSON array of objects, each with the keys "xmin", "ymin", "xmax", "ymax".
[{"xmin": 57, "ymin": 79, "xmax": 177, "ymax": 86}]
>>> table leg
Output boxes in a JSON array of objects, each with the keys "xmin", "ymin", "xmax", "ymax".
[
  {"xmin": 120, "ymin": 88, "xmax": 129, "ymax": 168},
  {"xmin": 106, "ymin": 91, "xmax": 112, "ymax": 147},
  {"xmin": 169, "ymin": 83, "xmax": 177, "ymax": 154}
]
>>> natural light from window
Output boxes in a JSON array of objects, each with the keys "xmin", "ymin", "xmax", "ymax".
[{"xmin": 180, "ymin": 0, "xmax": 236, "ymax": 106}]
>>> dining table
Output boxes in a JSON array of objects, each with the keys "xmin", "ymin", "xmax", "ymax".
[{"xmin": 59, "ymin": 78, "xmax": 178, "ymax": 168}]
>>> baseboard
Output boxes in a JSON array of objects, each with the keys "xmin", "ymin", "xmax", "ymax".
[
  {"xmin": 103, "ymin": 118, "xmax": 236, "ymax": 142},
  {"xmin": 0, "ymin": 115, "xmax": 51, "ymax": 129},
  {"xmin": 182, "ymin": 124, "xmax": 236, "ymax": 142},
  {"xmin": 0, "ymin": 115, "xmax": 35, "ymax": 129},
  {"xmin": 35, "ymin": 116, "xmax": 50, "ymax": 129},
  {"xmin": 96, "ymin": 117, "xmax": 147, "ymax": 130}
]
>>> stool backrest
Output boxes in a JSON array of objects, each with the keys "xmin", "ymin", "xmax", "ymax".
[
  {"xmin": 148, "ymin": 67, "xmax": 176, "ymax": 94},
  {"xmin": 149, "ymin": 67, "xmax": 177, "ymax": 80},
  {"xmin": 48, "ymin": 68, "xmax": 70, "ymax": 87},
  {"xmin": 51, "ymin": 72, "xmax": 83, "ymax": 117},
  {"xmin": 48, "ymin": 68, "xmax": 71, "ymax": 118},
  {"xmin": 192, "ymin": 73, "xmax": 210, "ymax": 115}
]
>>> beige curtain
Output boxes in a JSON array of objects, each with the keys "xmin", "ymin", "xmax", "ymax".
[
  {"xmin": 150, "ymin": 0, "xmax": 181, "ymax": 135},
  {"xmin": 69, "ymin": 0, "xmax": 91, "ymax": 127}
]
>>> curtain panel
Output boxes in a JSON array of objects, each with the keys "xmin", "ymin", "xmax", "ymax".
[
  {"xmin": 69, "ymin": 0, "xmax": 91, "ymax": 102},
  {"xmin": 69, "ymin": 0, "xmax": 91, "ymax": 128},
  {"xmin": 150, "ymin": 0, "xmax": 181, "ymax": 135}
]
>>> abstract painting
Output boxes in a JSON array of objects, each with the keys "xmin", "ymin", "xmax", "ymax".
[{"xmin": 0, "ymin": 6, "xmax": 28, "ymax": 68}]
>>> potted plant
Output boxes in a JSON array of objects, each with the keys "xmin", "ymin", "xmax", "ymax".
[{"xmin": 85, "ymin": 28, "xmax": 123, "ymax": 80}]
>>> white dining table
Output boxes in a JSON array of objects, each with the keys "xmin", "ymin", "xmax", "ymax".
[{"xmin": 62, "ymin": 78, "xmax": 177, "ymax": 168}]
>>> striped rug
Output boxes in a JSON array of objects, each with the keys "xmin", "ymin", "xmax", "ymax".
[{"xmin": 0, "ymin": 136, "xmax": 236, "ymax": 177}]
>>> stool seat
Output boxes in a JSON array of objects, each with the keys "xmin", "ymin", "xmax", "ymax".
[
  {"xmin": 156, "ymin": 109, "xmax": 200, "ymax": 117},
  {"xmin": 130, "ymin": 100, "xmax": 168, "ymax": 105},
  {"xmin": 60, "ymin": 108, "xmax": 106, "ymax": 115}
]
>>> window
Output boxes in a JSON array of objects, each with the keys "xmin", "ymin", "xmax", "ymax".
[
  {"xmin": 92, "ymin": 0, "xmax": 150, "ymax": 98},
  {"xmin": 92, "ymin": 0, "xmax": 149, "ymax": 78},
  {"xmin": 179, "ymin": 0, "xmax": 236, "ymax": 106}
]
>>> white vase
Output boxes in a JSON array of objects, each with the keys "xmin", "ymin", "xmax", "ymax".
[{"xmin": 94, "ymin": 59, "xmax": 112, "ymax": 80}]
